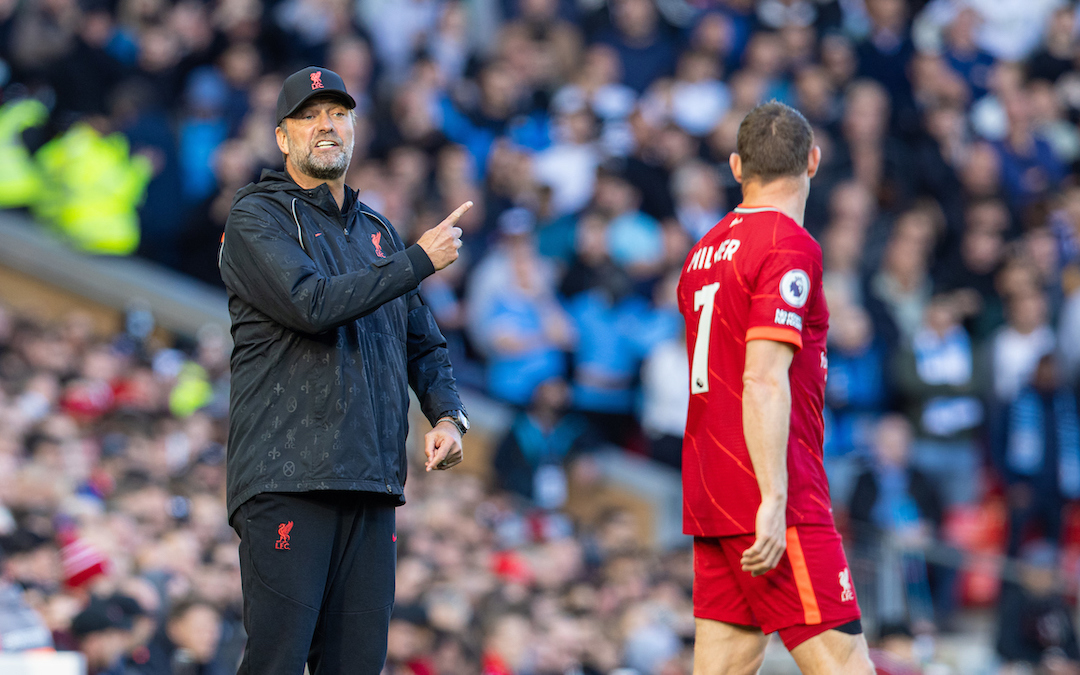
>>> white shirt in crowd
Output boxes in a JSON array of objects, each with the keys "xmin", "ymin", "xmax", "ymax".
[
  {"xmin": 532, "ymin": 143, "xmax": 601, "ymax": 217},
  {"xmin": 992, "ymin": 324, "xmax": 1057, "ymax": 401},
  {"xmin": 915, "ymin": 0, "xmax": 1066, "ymax": 62},
  {"xmin": 641, "ymin": 337, "xmax": 689, "ymax": 438}
]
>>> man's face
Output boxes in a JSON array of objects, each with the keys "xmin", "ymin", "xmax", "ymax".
[
  {"xmin": 169, "ymin": 605, "xmax": 222, "ymax": 663},
  {"xmin": 83, "ymin": 629, "xmax": 130, "ymax": 669},
  {"xmin": 278, "ymin": 97, "xmax": 355, "ymax": 181}
]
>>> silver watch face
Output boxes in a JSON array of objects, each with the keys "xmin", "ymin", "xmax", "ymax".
[{"xmin": 457, "ymin": 411, "xmax": 470, "ymax": 431}]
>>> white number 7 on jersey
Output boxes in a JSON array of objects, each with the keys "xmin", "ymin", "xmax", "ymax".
[{"xmin": 691, "ymin": 282, "xmax": 720, "ymax": 394}]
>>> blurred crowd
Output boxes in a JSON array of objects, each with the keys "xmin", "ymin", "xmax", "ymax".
[
  {"xmin": 2, "ymin": 0, "xmax": 1080, "ymax": 672},
  {"xmin": 0, "ymin": 304, "xmax": 705, "ymax": 675}
]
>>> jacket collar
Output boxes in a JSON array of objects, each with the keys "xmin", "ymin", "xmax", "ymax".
[{"xmin": 247, "ymin": 168, "xmax": 356, "ymax": 217}]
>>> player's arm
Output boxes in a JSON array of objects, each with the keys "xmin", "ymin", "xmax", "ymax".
[{"xmin": 740, "ymin": 338, "xmax": 795, "ymax": 577}]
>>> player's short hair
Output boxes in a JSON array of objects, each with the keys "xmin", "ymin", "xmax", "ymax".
[{"xmin": 735, "ymin": 101, "xmax": 814, "ymax": 184}]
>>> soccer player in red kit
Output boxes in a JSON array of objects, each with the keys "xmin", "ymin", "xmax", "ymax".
[{"xmin": 677, "ymin": 101, "xmax": 874, "ymax": 674}]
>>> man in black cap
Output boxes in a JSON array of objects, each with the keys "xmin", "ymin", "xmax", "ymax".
[
  {"xmin": 218, "ymin": 66, "xmax": 472, "ymax": 674},
  {"xmin": 71, "ymin": 596, "xmax": 134, "ymax": 675},
  {"xmin": 0, "ymin": 540, "xmax": 54, "ymax": 654}
]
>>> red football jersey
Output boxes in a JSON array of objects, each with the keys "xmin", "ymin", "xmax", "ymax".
[{"xmin": 677, "ymin": 205, "xmax": 832, "ymax": 537}]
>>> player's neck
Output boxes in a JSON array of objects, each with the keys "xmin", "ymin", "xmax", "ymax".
[{"xmin": 739, "ymin": 180, "xmax": 808, "ymax": 228}]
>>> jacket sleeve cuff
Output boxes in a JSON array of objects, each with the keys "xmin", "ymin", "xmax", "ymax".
[{"xmin": 405, "ymin": 244, "xmax": 436, "ymax": 281}]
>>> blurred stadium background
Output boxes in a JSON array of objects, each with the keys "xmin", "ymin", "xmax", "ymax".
[{"xmin": 0, "ymin": 0, "xmax": 1079, "ymax": 673}]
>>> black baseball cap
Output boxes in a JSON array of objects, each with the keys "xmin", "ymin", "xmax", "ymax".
[
  {"xmin": 276, "ymin": 66, "xmax": 356, "ymax": 126},
  {"xmin": 0, "ymin": 529, "xmax": 51, "ymax": 557},
  {"xmin": 71, "ymin": 596, "xmax": 134, "ymax": 637}
]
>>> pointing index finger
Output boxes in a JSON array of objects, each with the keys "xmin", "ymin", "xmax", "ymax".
[{"xmin": 446, "ymin": 201, "xmax": 473, "ymax": 224}]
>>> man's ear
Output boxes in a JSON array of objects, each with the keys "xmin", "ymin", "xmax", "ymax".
[
  {"xmin": 807, "ymin": 145, "xmax": 821, "ymax": 179},
  {"xmin": 729, "ymin": 152, "xmax": 743, "ymax": 185},
  {"xmin": 275, "ymin": 126, "xmax": 289, "ymax": 156}
]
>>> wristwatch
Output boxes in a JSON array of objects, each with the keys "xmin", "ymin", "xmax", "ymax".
[{"xmin": 437, "ymin": 409, "xmax": 470, "ymax": 435}]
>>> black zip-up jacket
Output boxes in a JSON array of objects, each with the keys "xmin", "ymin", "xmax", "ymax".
[{"xmin": 219, "ymin": 170, "xmax": 462, "ymax": 519}]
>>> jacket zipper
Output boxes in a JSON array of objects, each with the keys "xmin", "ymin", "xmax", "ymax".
[
  {"xmin": 363, "ymin": 206, "xmax": 397, "ymax": 494},
  {"xmin": 297, "ymin": 193, "xmax": 396, "ymax": 495},
  {"xmin": 292, "ymin": 195, "xmax": 354, "ymax": 243},
  {"xmin": 290, "ymin": 198, "xmax": 306, "ymax": 252}
]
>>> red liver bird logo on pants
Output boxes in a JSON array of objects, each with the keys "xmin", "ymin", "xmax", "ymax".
[{"xmin": 276, "ymin": 521, "xmax": 293, "ymax": 550}]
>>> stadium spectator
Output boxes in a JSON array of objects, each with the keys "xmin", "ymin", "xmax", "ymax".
[
  {"xmin": 1027, "ymin": 79, "xmax": 1080, "ymax": 167},
  {"xmin": 550, "ymin": 44, "xmax": 637, "ymax": 155},
  {"xmin": 8, "ymin": 0, "xmax": 78, "ymax": 87},
  {"xmin": 934, "ymin": 198, "xmax": 1010, "ymax": 340},
  {"xmin": 466, "ymin": 207, "xmax": 574, "ymax": 406},
  {"xmin": 563, "ymin": 263, "xmax": 677, "ymax": 443},
  {"xmin": 992, "ymin": 286, "xmax": 1056, "ymax": 404},
  {"xmin": 178, "ymin": 69, "xmax": 230, "ymax": 208},
  {"xmin": 178, "ymin": 138, "xmax": 257, "ymax": 287},
  {"xmin": 666, "ymin": 49, "xmax": 732, "ymax": 139},
  {"xmin": 939, "ymin": 7, "xmax": 994, "ymax": 100},
  {"xmin": 1027, "ymin": 6, "xmax": 1077, "ymax": 85},
  {"xmin": 594, "ymin": 0, "xmax": 678, "ymax": 95},
  {"xmin": 0, "ymin": 534, "xmax": 54, "ymax": 652},
  {"xmin": 492, "ymin": 377, "xmax": 593, "ymax": 509},
  {"xmin": 671, "ymin": 159, "xmax": 725, "ymax": 242},
  {"xmin": 439, "ymin": 59, "xmax": 547, "ymax": 176},
  {"xmin": 958, "ymin": 141, "xmax": 1004, "ymax": 202},
  {"xmin": 917, "ymin": 0, "xmax": 1064, "ymax": 63},
  {"xmin": 72, "ymin": 595, "xmax": 136, "ymax": 675},
  {"xmin": 590, "ymin": 158, "xmax": 666, "ymax": 280},
  {"xmin": 820, "ymin": 180, "xmax": 876, "ymax": 299},
  {"xmin": 849, "ymin": 416, "xmax": 943, "ymax": 539},
  {"xmin": 480, "ymin": 613, "xmax": 532, "ymax": 675},
  {"xmin": 849, "ymin": 415, "xmax": 945, "ymax": 629},
  {"xmin": 892, "ymin": 294, "xmax": 987, "ymax": 507},
  {"xmin": 531, "ymin": 99, "xmax": 602, "ymax": 218},
  {"xmin": 858, "ymin": 0, "xmax": 915, "ymax": 118},
  {"xmin": 996, "ymin": 539, "xmax": 1080, "ymax": 672},
  {"xmin": 50, "ymin": 3, "xmax": 125, "ymax": 121},
  {"xmin": 824, "ymin": 303, "xmax": 888, "ymax": 503},
  {"xmin": 136, "ymin": 597, "xmax": 228, "ymax": 675},
  {"xmin": 831, "ymin": 80, "xmax": 908, "ymax": 214},
  {"xmin": 865, "ymin": 208, "xmax": 938, "ymax": 352},
  {"xmin": 506, "ymin": 0, "xmax": 584, "ymax": 88},
  {"xmin": 994, "ymin": 84, "xmax": 1066, "ymax": 214},
  {"xmin": 992, "ymin": 354, "xmax": 1080, "ymax": 556}
]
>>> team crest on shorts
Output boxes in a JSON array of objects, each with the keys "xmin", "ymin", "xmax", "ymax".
[
  {"xmin": 839, "ymin": 567, "xmax": 854, "ymax": 602},
  {"xmin": 779, "ymin": 269, "xmax": 810, "ymax": 308}
]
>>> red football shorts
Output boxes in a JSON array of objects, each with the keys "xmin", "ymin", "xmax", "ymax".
[{"xmin": 693, "ymin": 524, "xmax": 861, "ymax": 650}]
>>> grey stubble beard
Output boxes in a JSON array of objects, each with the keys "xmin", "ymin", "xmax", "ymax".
[
  {"xmin": 289, "ymin": 133, "xmax": 353, "ymax": 181},
  {"xmin": 296, "ymin": 146, "xmax": 351, "ymax": 180}
]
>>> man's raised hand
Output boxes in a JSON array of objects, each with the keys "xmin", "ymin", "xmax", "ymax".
[{"xmin": 417, "ymin": 201, "xmax": 471, "ymax": 270}]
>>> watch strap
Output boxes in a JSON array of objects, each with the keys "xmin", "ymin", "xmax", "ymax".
[{"xmin": 436, "ymin": 410, "xmax": 467, "ymax": 435}]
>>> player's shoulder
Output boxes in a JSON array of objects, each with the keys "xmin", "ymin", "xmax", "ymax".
[
  {"xmin": 775, "ymin": 221, "xmax": 821, "ymax": 258},
  {"xmin": 764, "ymin": 212, "xmax": 822, "ymax": 259}
]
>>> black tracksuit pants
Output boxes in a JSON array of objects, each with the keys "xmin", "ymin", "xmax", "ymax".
[{"xmin": 230, "ymin": 491, "xmax": 397, "ymax": 675}]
